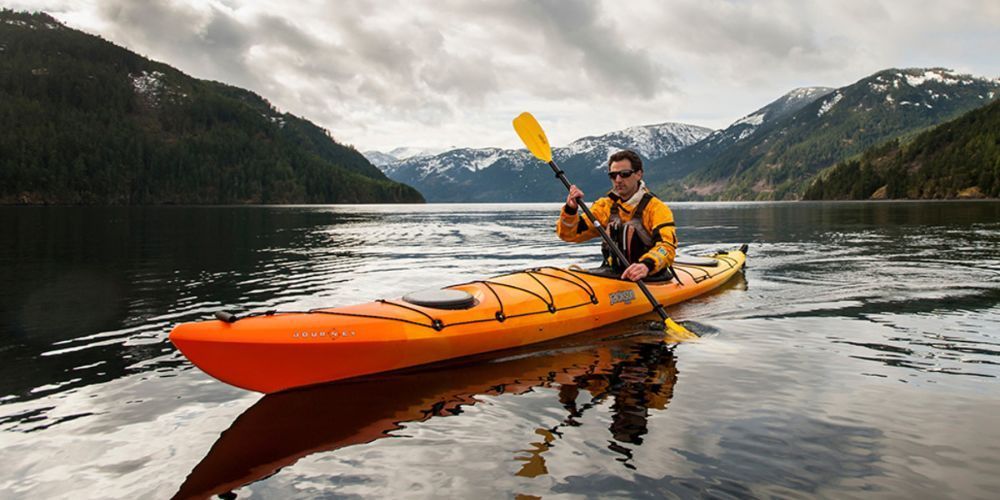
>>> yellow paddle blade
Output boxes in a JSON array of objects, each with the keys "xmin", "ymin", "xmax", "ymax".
[
  {"xmin": 512, "ymin": 112, "xmax": 553, "ymax": 163},
  {"xmin": 663, "ymin": 317, "xmax": 699, "ymax": 342}
]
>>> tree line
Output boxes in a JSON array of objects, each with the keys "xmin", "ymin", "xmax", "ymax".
[{"xmin": 804, "ymin": 99, "xmax": 1000, "ymax": 200}]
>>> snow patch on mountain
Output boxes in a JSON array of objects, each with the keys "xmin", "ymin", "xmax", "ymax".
[
  {"xmin": 131, "ymin": 70, "xmax": 164, "ymax": 96},
  {"xmin": 788, "ymin": 87, "xmax": 830, "ymax": 99},
  {"xmin": 460, "ymin": 148, "xmax": 505, "ymax": 172},
  {"xmin": 733, "ymin": 112, "xmax": 765, "ymax": 127},
  {"xmin": 870, "ymin": 82, "xmax": 890, "ymax": 93},
  {"xmin": 3, "ymin": 17, "xmax": 63, "ymax": 30},
  {"xmin": 817, "ymin": 92, "xmax": 843, "ymax": 117},
  {"xmin": 874, "ymin": 68, "xmax": 1000, "ymax": 92},
  {"xmin": 904, "ymin": 69, "xmax": 962, "ymax": 87},
  {"xmin": 899, "ymin": 100, "xmax": 934, "ymax": 109},
  {"xmin": 265, "ymin": 114, "xmax": 286, "ymax": 127}
]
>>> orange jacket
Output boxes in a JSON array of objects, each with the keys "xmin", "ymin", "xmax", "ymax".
[{"xmin": 557, "ymin": 190, "xmax": 677, "ymax": 273}]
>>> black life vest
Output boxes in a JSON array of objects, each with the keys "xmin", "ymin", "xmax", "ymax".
[{"xmin": 602, "ymin": 192, "xmax": 657, "ymax": 272}]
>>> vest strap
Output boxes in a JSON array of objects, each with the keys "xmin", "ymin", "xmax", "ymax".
[{"xmin": 602, "ymin": 192, "xmax": 658, "ymax": 270}]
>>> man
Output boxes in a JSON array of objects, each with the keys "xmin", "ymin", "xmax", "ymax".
[{"xmin": 557, "ymin": 150, "xmax": 677, "ymax": 282}]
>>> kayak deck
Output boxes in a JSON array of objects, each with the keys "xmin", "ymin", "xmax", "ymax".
[{"xmin": 170, "ymin": 247, "xmax": 746, "ymax": 393}]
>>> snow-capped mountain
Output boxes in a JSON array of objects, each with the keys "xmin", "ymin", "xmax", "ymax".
[
  {"xmin": 383, "ymin": 147, "xmax": 536, "ymax": 181},
  {"xmin": 380, "ymin": 122, "xmax": 713, "ymax": 202},
  {"xmin": 562, "ymin": 122, "xmax": 713, "ymax": 167}
]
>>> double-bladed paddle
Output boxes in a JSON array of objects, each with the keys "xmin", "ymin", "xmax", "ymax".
[{"xmin": 512, "ymin": 112, "xmax": 698, "ymax": 341}]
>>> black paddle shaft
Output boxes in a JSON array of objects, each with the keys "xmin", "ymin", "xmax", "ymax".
[{"xmin": 548, "ymin": 161, "xmax": 671, "ymax": 322}]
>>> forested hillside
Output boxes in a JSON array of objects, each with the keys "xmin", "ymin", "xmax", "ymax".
[
  {"xmin": 0, "ymin": 10, "xmax": 423, "ymax": 204},
  {"xmin": 804, "ymin": 99, "xmax": 1000, "ymax": 200}
]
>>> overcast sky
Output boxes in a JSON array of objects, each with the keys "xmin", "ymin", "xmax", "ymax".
[{"xmin": 12, "ymin": 0, "xmax": 1000, "ymax": 152}]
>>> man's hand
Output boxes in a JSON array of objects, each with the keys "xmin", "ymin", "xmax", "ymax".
[
  {"xmin": 621, "ymin": 262, "xmax": 649, "ymax": 282},
  {"xmin": 566, "ymin": 185, "xmax": 584, "ymax": 209}
]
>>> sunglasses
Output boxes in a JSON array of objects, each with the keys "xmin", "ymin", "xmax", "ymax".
[{"xmin": 607, "ymin": 170, "xmax": 636, "ymax": 180}]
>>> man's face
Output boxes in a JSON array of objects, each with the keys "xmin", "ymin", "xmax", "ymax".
[{"xmin": 609, "ymin": 159, "xmax": 642, "ymax": 199}]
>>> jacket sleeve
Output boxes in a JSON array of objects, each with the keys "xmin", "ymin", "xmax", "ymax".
[
  {"xmin": 638, "ymin": 199, "xmax": 677, "ymax": 274},
  {"xmin": 556, "ymin": 197, "xmax": 611, "ymax": 243}
]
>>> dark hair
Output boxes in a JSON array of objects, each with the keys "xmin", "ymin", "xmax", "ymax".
[{"xmin": 608, "ymin": 150, "xmax": 643, "ymax": 171}]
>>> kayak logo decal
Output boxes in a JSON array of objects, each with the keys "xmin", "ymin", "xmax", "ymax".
[
  {"xmin": 293, "ymin": 331, "xmax": 356, "ymax": 340},
  {"xmin": 609, "ymin": 289, "xmax": 636, "ymax": 306}
]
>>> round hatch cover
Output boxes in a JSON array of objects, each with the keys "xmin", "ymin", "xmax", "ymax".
[{"xmin": 402, "ymin": 289, "xmax": 476, "ymax": 309}]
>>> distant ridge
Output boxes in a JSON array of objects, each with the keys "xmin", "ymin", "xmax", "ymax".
[{"xmin": 374, "ymin": 122, "xmax": 713, "ymax": 202}]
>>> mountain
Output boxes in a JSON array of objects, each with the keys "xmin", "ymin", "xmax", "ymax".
[
  {"xmin": 659, "ymin": 68, "xmax": 1000, "ymax": 200},
  {"xmin": 382, "ymin": 122, "xmax": 713, "ymax": 202},
  {"xmin": 383, "ymin": 148, "xmax": 540, "ymax": 202},
  {"xmin": 0, "ymin": 10, "xmax": 423, "ymax": 204},
  {"xmin": 803, "ymin": 99, "xmax": 1000, "ymax": 200},
  {"xmin": 645, "ymin": 87, "xmax": 833, "ymax": 184}
]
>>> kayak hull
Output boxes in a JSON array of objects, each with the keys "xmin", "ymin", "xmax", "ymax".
[{"xmin": 170, "ymin": 248, "xmax": 746, "ymax": 393}]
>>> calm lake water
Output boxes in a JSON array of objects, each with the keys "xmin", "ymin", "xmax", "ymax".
[{"xmin": 1, "ymin": 201, "xmax": 999, "ymax": 499}]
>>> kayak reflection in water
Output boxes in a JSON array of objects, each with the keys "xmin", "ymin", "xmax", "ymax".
[
  {"xmin": 558, "ymin": 150, "xmax": 679, "ymax": 282},
  {"xmin": 172, "ymin": 329, "xmax": 680, "ymax": 499},
  {"xmin": 514, "ymin": 340, "xmax": 678, "ymax": 476}
]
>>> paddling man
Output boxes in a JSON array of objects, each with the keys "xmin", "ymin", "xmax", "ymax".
[{"xmin": 557, "ymin": 150, "xmax": 677, "ymax": 282}]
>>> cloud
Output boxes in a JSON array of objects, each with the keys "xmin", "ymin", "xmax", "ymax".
[
  {"xmin": 437, "ymin": 0, "xmax": 674, "ymax": 101},
  {"xmin": 31, "ymin": 0, "xmax": 680, "ymax": 146},
  {"xmin": 21, "ymin": 0, "xmax": 1000, "ymax": 150},
  {"xmin": 95, "ymin": 0, "xmax": 262, "ymax": 90},
  {"xmin": 513, "ymin": 0, "xmax": 670, "ymax": 99}
]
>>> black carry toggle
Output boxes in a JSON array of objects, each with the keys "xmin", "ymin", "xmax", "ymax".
[{"xmin": 215, "ymin": 311, "xmax": 238, "ymax": 323}]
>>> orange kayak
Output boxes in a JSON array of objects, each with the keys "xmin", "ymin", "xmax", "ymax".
[{"xmin": 169, "ymin": 245, "xmax": 747, "ymax": 393}]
